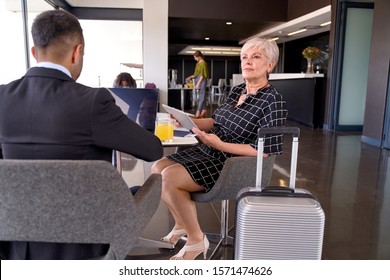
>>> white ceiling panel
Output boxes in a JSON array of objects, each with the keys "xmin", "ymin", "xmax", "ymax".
[{"xmin": 65, "ymin": 0, "xmax": 142, "ymax": 9}]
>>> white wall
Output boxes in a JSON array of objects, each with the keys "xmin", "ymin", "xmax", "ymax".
[{"xmin": 143, "ymin": 0, "xmax": 168, "ymax": 108}]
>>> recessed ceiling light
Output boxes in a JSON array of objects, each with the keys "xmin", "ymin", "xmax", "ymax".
[
  {"xmin": 304, "ymin": 25, "xmax": 321, "ymax": 29},
  {"xmin": 320, "ymin": 21, "xmax": 331, "ymax": 26},
  {"xmin": 288, "ymin": 28, "xmax": 307, "ymax": 36},
  {"xmin": 268, "ymin": 37, "xmax": 279, "ymax": 41},
  {"xmin": 226, "ymin": 22, "xmax": 232, "ymax": 25},
  {"xmin": 180, "ymin": 46, "xmax": 241, "ymax": 56},
  {"xmin": 205, "ymin": 37, "xmax": 210, "ymax": 40},
  {"xmin": 212, "ymin": 48, "xmax": 232, "ymax": 51}
]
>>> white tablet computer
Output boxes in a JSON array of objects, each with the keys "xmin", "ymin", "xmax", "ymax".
[{"xmin": 162, "ymin": 104, "xmax": 198, "ymax": 131}]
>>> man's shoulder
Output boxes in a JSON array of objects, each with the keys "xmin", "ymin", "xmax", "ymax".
[
  {"xmin": 72, "ymin": 84, "xmax": 113, "ymax": 103},
  {"xmin": 75, "ymin": 83, "xmax": 111, "ymax": 96},
  {"xmin": 0, "ymin": 77, "xmax": 26, "ymax": 93}
]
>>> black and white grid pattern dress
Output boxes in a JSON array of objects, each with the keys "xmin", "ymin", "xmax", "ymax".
[{"xmin": 167, "ymin": 82, "xmax": 287, "ymax": 192}]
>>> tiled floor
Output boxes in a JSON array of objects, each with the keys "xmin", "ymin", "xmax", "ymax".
[{"xmin": 125, "ymin": 118, "xmax": 390, "ymax": 260}]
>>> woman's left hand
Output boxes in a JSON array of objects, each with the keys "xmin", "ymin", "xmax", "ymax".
[{"xmin": 192, "ymin": 127, "xmax": 222, "ymax": 149}]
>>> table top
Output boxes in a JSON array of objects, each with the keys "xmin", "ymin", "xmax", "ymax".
[{"xmin": 168, "ymin": 87, "xmax": 193, "ymax": 90}]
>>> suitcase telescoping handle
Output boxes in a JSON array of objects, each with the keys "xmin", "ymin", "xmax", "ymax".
[{"xmin": 256, "ymin": 127, "xmax": 300, "ymax": 191}]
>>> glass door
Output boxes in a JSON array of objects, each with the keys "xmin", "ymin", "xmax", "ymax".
[
  {"xmin": 382, "ymin": 61, "xmax": 390, "ymax": 149},
  {"xmin": 329, "ymin": 1, "xmax": 374, "ymax": 131}
]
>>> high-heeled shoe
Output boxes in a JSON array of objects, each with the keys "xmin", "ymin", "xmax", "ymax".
[
  {"xmin": 170, "ymin": 235, "xmax": 209, "ymax": 260},
  {"xmin": 160, "ymin": 228, "xmax": 186, "ymax": 245}
]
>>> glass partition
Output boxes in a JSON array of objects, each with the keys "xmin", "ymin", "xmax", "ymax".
[
  {"xmin": 0, "ymin": 0, "xmax": 53, "ymax": 84},
  {"xmin": 338, "ymin": 7, "xmax": 373, "ymax": 126},
  {"xmin": 0, "ymin": 0, "xmax": 143, "ymax": 88}
]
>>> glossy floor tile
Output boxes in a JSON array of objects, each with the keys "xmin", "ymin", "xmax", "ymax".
[{"xmin": 126, "ymin": 120, "xmax": 390, "ymax": 260}]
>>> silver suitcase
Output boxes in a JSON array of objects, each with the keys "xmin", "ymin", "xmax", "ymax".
[{"xmin": 234, "ymin": 127, "xmax": 325, "ymax": 260}]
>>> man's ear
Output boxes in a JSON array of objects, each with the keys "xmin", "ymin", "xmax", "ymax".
[
  {"xmin": 72, "ymin": 44, "xmax": 83, "ymax": 64},
  {"xmin": 31, "ymin": 46, "xmax": 38, "ymax": 61}
]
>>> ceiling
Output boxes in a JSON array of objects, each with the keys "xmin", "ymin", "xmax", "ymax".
[
  {"xmin": 168, "ymin": 0, "xmax": 331, "ymax": 56},
  {"xmin": 17, "ymin": 0, "xmax": 331, "ymax": 56}
]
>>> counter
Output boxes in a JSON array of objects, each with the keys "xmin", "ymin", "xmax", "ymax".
[
  {"xmin": 232, "ymin": 73, "xmax": 324, "ymax": 85},
  {"xmin": 232, "ymin": 73, "xmax": 326, "ymax": 128},
  {"xmin": 167, "ymin": 88, "xmax": 193, "ymax": 111}
]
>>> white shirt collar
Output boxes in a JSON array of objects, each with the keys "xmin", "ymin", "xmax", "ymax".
[{"xmin": 35, "ymin": 62, "xmax": 72, "ymax": 78}]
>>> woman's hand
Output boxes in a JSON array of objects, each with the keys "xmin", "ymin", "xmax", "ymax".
[
  {"xmin": 192, "ymin": 117, "xmax": 215, "ymax": 132},
  {"xmin": 192, "ymin": 127, "xmax": 222, "ymax": 149},
  {"xmin": 192, "ymin": 126, "xmax": 258, "ymax": 157},
  {"xmin": 169, "ymin": 114, "xmax": 182, "ymax": 128}
]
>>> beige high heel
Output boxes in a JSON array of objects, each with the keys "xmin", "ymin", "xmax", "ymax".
[
  {"xmin": 170, "ymin": 235, "xmax": 209, "ymax": 260},
  {"xmin": 161, "ymin": 228, "xmax": 186, "ymax": 245}
]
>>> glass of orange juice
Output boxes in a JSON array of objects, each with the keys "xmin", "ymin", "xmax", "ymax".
[{"xmin": 155, "ymin": 118, "xmax": 174, "ymax": 142}]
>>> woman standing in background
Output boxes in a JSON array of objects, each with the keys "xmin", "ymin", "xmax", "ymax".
[
  {"xmin": 186, "ymin": 50, "xmax": 209, "ymax": 118},
  {"xmin": 114, "ymin": 72, "xmax": 137, "ymax": 88}
]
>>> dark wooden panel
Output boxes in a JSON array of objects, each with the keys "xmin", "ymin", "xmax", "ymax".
[
  {"xmin": 227, "ymin": 60, "xmax": 241, "ymax": 82},
  {"xmin": 271, "ymin": 78, "xmax": 326, "ymax": 128},
  {"xmin": 212, "ymin": 60, "xmax": 225, "ymax": 86},
  {"xmin": 287, "ymin": 0, "xmax": 331, "ymax": 20}
]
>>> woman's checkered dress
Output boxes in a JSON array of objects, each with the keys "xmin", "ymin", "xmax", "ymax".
[{"xmin": 167, "ymin": 83, "xmax": 287, "ymax": 192}]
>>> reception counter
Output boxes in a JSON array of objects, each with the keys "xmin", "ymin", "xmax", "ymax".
[
  {"xmin": 233, "ymin": 73, "xmax": 326, "ymax": 128},
  {"xmin": 167, "ymin": 88, "xmax": 193, "ymax": 111}
]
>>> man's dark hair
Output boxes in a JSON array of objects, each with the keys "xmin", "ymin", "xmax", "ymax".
[
  {"xmin": 115, "ymin": 72, "xmax": 137, "ymax": 88},
  {"xmin": 31, "ymin": 9, "xmax": 83, "ymax": 48}
]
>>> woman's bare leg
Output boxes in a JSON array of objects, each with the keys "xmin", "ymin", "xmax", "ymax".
[
  {"xmin": 152, "ymin": 158, "xmax": 208, "ymax": 259},
  {"xmin": 152, "ymin": 158, "xmax": 187, "ymax": 242},
  {"xmin": 160, "ymin": 164, "xmax": 206, "ymax": 259}
]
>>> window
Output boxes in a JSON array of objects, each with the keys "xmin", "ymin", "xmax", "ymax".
[{"xmin": 0, "ymin": 0, "xmax": 143, "ymax": 87}]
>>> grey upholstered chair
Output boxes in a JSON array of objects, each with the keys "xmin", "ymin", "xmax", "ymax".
[
  {"xmin": 0, "ymin": 160, "xmax": 162, "ymax": 260},
  {"xmin": 190, "ymin": 155, "xmax": 275, "ymax": 259}
]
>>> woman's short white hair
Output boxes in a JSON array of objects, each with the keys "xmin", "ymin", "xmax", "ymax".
[{"xmin": 240, "ymin": 38, "xmax": 279, "ymax": 67}]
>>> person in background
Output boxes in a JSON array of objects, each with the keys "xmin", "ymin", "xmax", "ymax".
[
  {"xmin": 115, "ymin": 72, "xmax": 137, "ymax": 88},
  {"xmin": 186, "ymin": 50, "xmax": 209, "ymax": 118},
  {"xmin": 152, "ymin": 37, "xmax": 287, "ymax": 260},
  {"xmin": 0, "ymin": 9, "xmax": 163, "ymax": 260}
]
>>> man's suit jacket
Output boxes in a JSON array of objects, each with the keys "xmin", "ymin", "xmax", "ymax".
[
  {"xmin": 0, "ymin": 67, "xmax": 162, "ymax": 161},
  {"xmin": 0, "ymin": 67, "xmax": 163, "ymax": 259}
]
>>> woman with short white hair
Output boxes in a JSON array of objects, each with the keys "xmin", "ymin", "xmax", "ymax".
[{"xmin": 152, "ymin": 37, "xmax": 287, "ymax": 260}]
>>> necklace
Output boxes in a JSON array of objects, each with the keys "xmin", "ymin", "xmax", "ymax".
[{"xmin": 241, "ymin": 84, "xmax": 270, "ymax": 101}]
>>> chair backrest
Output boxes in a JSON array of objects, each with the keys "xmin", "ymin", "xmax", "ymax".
[
  {"xmin": 218, "ymin": 79, "xmax": 226, "ymax": 88},
  {"xmin": 0, "ymin": 160, "xmax": 161, "ymax": 259},
  {"xmin": 191, "ymin": 155, "xmax": 275, "ymax": 202}
]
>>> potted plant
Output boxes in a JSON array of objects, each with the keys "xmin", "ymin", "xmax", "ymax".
[{"xmin": 302, "ymin": 46, "xmax": 320, "ymax": 74}]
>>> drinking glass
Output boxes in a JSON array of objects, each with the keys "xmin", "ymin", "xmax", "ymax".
[{"xmin": 155, "ymin": 118, "xmax": 174, "ymax": 142}]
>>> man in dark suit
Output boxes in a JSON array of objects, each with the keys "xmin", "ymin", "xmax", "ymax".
[{"xmin": 0, "ymin": 9, "xmax": 163, "ymax": 259}]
